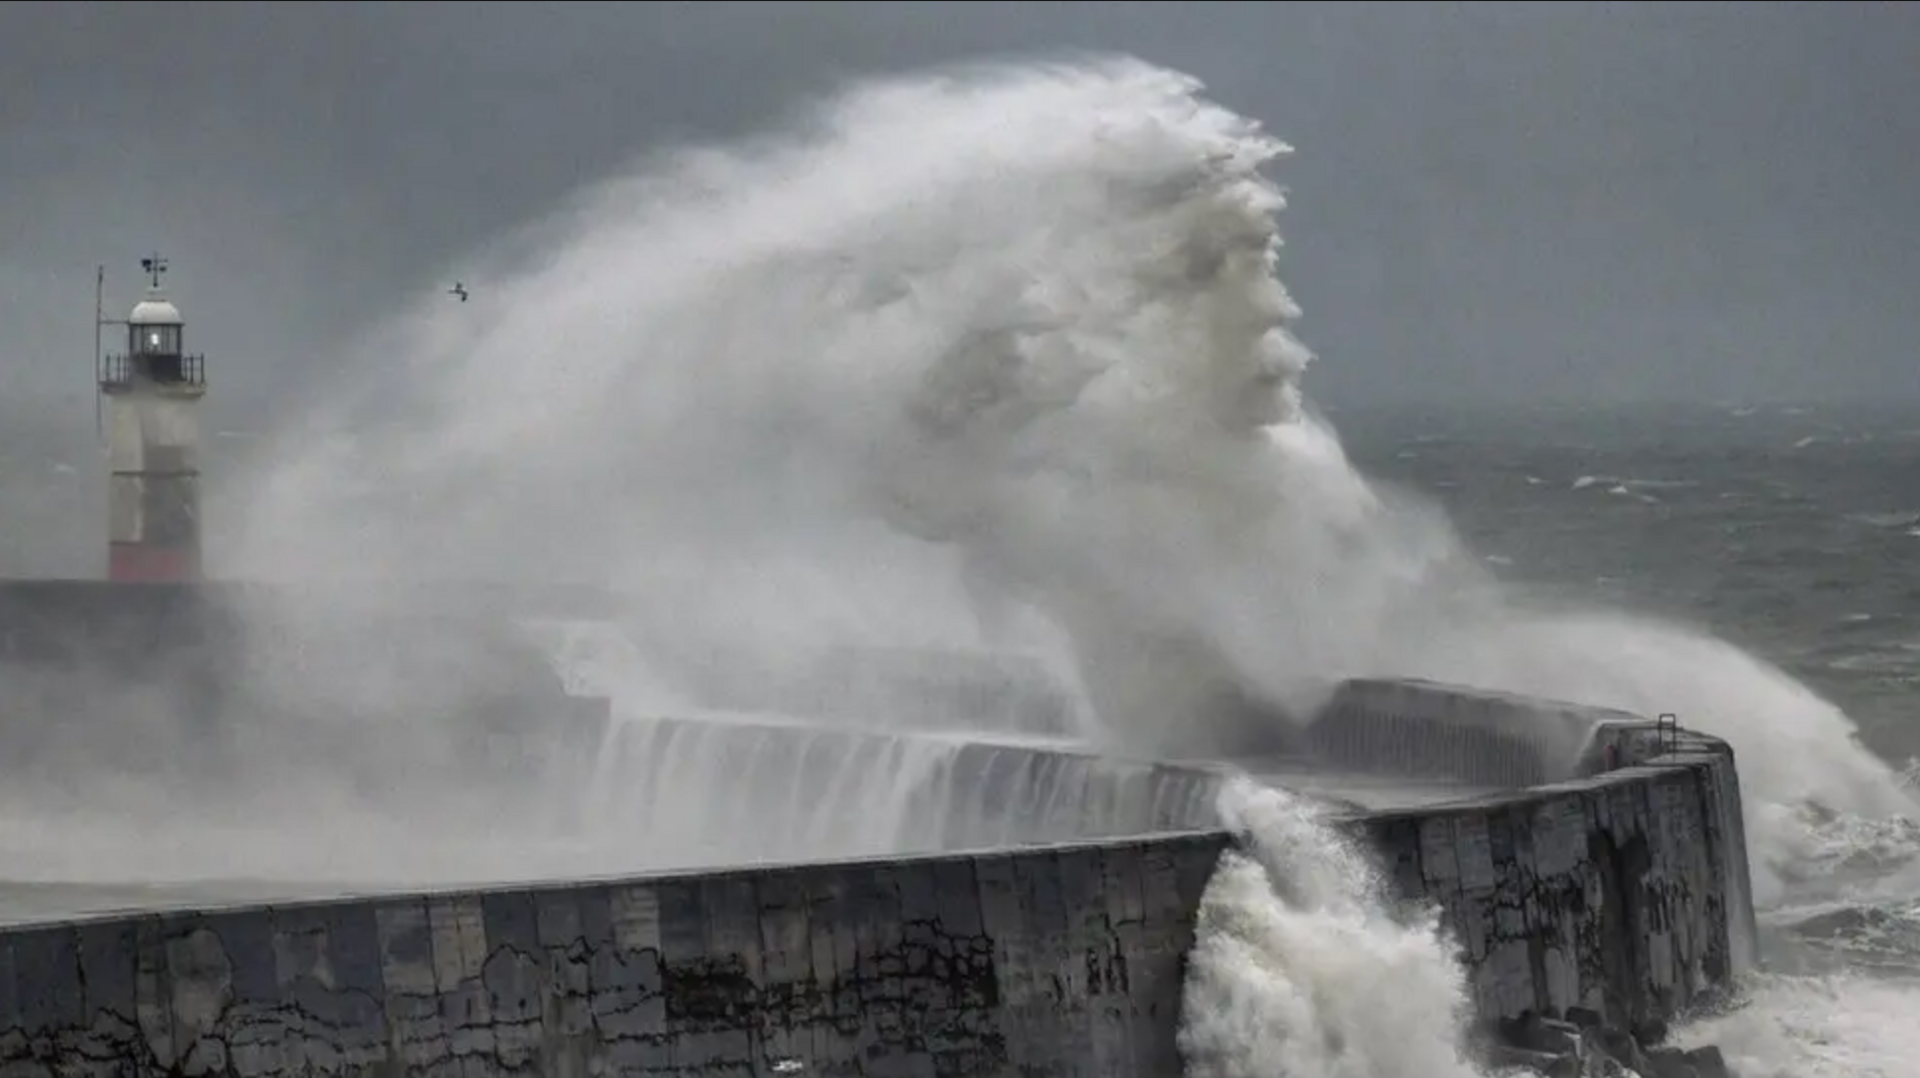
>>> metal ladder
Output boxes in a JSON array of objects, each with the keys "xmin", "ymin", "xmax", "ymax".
[{"xmin": 1655, "ymin": 712, "xmax": 1680, "ymax": 755}]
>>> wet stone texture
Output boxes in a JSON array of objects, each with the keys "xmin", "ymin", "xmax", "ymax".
[
  {"xmin": 0, "ymin": 834, "xmax": 1225, "ymax": 1078},
  {"xmin": 1348, "ymin": 726, "xmax": 1757, "ymax": 1031},
  {"xmin": 0, "ymin": 732, "xmax": 1753, "ymax": 1078}
]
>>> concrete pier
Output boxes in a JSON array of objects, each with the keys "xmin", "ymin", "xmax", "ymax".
[
  {"xmin": 0, "ymin": 721, "xmax": 1753, "ymax": 1078},
  {"xmin": 0, "ymin": 582, "xmax": 1759, "ymax": 1075}
]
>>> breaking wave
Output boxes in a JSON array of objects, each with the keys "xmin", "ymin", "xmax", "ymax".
[{"xmin": 1181, "ymin": 778, "xmax": 1486, "ymax": 1078}]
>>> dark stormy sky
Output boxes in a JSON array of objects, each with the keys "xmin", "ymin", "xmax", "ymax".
[{"xmin": 3, "ymin": 1, "xmax": 1916, "ymax": 447}]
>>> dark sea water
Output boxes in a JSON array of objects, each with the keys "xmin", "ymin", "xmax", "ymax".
[{"xmin": 1339, "ymin": 401, "xmax": 1920, "ymax": 769}]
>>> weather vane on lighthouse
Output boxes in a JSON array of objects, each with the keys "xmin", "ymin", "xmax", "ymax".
[{"xmin": 94, "ymin": 252, "xmax": 208, "ymax": 583}]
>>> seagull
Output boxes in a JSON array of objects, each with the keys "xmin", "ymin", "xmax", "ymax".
[{"xmin": 448, "ymin": 282, "xmax": 469, "ymax": 302}]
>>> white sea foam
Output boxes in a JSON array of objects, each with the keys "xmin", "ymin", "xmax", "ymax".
[{"xmin": 1181, "ymin": 777, "xmax": 1487, "ymax": 1078}]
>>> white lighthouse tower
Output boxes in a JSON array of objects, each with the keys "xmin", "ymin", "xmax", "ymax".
[{"xmin": 98, "ymin": 254, "xmax": 206, "ymax": 583}]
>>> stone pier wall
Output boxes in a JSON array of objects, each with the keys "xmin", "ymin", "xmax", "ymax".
[
  {"xmin": 534, "ymin": 711, "xmax": 1230, "ymax": 865},
  {"xmin": 0, "ymin": 730, "xmax": 1754, "ymax": 1077},
  {"xmin": 1353, "ymin": 728, "xmax": 1755, "ymax": 1029},
  {"xmin": 1303, "ymin": 677, "xmax": 1647, "ymax": 787}
]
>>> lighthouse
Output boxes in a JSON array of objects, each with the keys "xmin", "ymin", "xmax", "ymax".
[{"xmin": 98, "ymin": 254, "xmax": 206, "ymax": 583}]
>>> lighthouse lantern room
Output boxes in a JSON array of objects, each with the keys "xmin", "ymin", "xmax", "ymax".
[{"xmin": 98, "ymin": 254, "xmax": 207, "ymax": 583}]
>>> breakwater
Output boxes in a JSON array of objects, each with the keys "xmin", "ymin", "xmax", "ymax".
[{"xmin": 0, "ymin": 713, "xmax": 1754, "ymax": 1077}]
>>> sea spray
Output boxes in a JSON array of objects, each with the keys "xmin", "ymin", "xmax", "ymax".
[
  {"xmin": 1678, "ymin": 972, "xmax": 1916, "ymax": 1078},
  {"xmin": 225, "ymin": 53, "xmax": 1913, "ymax": 900},
  {"xmin": 1180, "ymin": 776, "xmax": 1487, "ymax": 1078}
]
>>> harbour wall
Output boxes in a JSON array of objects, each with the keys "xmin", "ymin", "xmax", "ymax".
[
  {"xmin": 567, "ymin": 714, "xmax": 1226, "ymax": 860},
  {"xmin": 1303, "ymin": 675, "xmax": 1646, "ymax": 788},
  {"xmin": 0, "ymin": 722, "xmax": 1755, "ymax": 1077}
]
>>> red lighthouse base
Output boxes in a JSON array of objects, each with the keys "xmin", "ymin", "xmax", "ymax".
[{"xmin": 108, "ymin": 542, "xmax": 201, "ymax": 583}]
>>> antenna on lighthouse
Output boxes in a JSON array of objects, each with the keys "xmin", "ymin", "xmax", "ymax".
[
  {"xmin": 92, "ymin": 261, "xmax": 141, "ymax": 445},
  {"xmin": 93, "ymin": 264, "xmax": 105, "ymax": 442}
]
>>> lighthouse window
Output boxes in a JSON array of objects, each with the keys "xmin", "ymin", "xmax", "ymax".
[{"xmin": 134, "ymin": 324, "xmax": 180, "ymax": 355}]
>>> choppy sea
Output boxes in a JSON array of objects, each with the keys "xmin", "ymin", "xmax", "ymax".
[{"xmin": 1340, "ymin": 400, "xmax": 1920, "ymax": 1076}]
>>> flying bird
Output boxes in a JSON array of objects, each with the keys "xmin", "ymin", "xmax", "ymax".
[{"xmin": 449, "ymin": 282, "xmax": 469, "ymax": 302}]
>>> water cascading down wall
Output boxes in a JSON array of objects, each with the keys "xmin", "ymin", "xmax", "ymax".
[{"xmin": 0, "ymin": 617, "xmax": 1759, "ymax": 1078}]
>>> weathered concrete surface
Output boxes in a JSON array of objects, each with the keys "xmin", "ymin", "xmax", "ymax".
[
  {"xmin": 1302, "ymin": 677, "xmax": 1646, "ymax": 787},
  {"xmin": 0, "ymin": 727, "xmax": 1755, "ymax": 1077},
  {"xmin": 562, "ymin": 713, "xmax": 1227, "ymax": 864},
  {"xmin": 1355, "ymin": 724, "xmax": 1756, "ymax": 1030},
  {"xmin": 0, "ymin": 830, "xmax": 1227, "ymax": 1078},
  {"xmin": 1577, "ymin": 719, "xmax": 1760, "ymax": 977}
]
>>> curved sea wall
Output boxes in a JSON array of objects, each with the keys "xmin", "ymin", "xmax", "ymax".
[
  {"xmin": 0, "ymin": 725, "xmax": 1755, "ymax": 1077},
  {"xmin": 554, "ymin": 713, "xmax": 1227, "ymax": 863},
  {"xmin": 1303, "ymin": 676, "xmax": 1646, "ymax": 788}
]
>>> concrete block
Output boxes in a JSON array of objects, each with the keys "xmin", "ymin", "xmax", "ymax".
[
  {"xmin": 847, "ymin": 864, "xmax": 916, "ymax": 1077},
  {"xmin": 752, "ymin": 867, "xmax": 813, "ymax": 1075},
  {"xmin": 70, "ymin": 918, "xmax": 137, "ymax": 1066},
  {"xmin": 1097, "ymin": 842, "xmax": 1147, "ymax": 1078},
  {"xmin": 527, "ymin": 886, "xmax": 589, "ymax": 1049},
  {"xmin": 1131, "ymin": 841, "xmax": 1190, "ymax": 1078},
  {"xmin": 888, "ymin": 860, "xmax": 949, "ymax": 1078},
  {"xmin": 970, "ymin": 852, "xmax": 1035, "ymax": 1078},
  {"xmin": 794, "ymin": 864, "xmax": 856, "ymax": 1076},
  {"xmin": 696, "ymin": 877, "xmax": 759, "ymax": 1076},
  {"xmin": 374, "ymin": 900, "xmax": 452, "ymax": 1075},
  {"xmin": 14, "ymin": 925, "xmax": 84, "ymax": 1031},
  {"xmin": 1057, "ymin": 845, "xmax": 1120, "ymax": 1078},
  {"xmin": 654, "ymin": 878, "xmax": 714, "ymax": 1075},
  {"xmin": 423, "ymin": 895, "xmax": 495, "ymax": 1078},
  {"xmin": 475, "ymin": 892, "xmax": 545, "ymax": 1073},
  {"xmin": 1011, "ymin": 850, "xmax": 1081, "ymax": 1077},
  {"xmin": 130, "ymin": 917, "xmax": 175, "ymax": 1069},
  {"xmin": 276, "ymin": 901, "xmax": 389, "ymax": 1076},
  {"xmin": 1420, "ymin": 813, "xmax": 1465, "ymax": 895}
]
